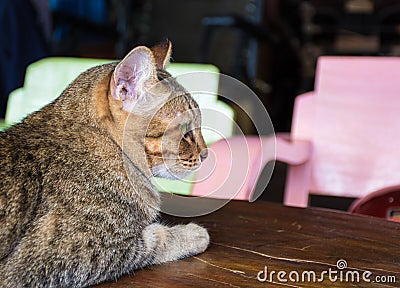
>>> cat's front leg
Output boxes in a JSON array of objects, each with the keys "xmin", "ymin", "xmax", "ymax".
[{"xmin": 142, "ymin": 222, "xmax": 209, "ymax": 264}]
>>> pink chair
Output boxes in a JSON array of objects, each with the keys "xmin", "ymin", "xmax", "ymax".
[
  {"xmin": 192, "ymin": 56, "xmax": 400, "ymax": 207},
  {"xmin": 191, "ymin": 134, "xmax": 311, "ymax": 201}
]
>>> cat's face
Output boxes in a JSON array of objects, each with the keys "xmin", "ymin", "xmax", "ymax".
[
  {"xmin": 109, "ymin": 41, "xmax": 207, "ymax": 179},
  {"xmin": 144, "ymin": 71, "xmax": 208, "ymax": 179}
]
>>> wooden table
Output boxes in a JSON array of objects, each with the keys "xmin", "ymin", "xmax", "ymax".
[{"xmin": 95, "ymin": 200, "xmax": 400, "ymax": 287}]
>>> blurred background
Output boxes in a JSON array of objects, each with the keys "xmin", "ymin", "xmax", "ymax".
[{"xmin": 2, "ymin": 0, "xmax": 400, "ymax": 209}]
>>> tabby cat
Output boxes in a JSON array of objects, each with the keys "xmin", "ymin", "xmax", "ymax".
[{"xmin": 0, "ymin": 41, "xmax": 209, "ymax": 287}]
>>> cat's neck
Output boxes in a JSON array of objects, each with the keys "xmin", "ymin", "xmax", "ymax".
[
  {"xmin": 49, "ymin": 63, "xmax": 153, "ymax": 179},
  {"xmin": 97, "ymin": 73, "xmax": 153, "ymax": 178}
]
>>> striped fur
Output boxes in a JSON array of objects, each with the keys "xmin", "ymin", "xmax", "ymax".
[{"xmin": 0, "ymin": 42, "xmax": 209, "ymax": 287}]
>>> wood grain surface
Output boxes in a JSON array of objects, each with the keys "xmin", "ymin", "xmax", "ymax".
[{"xmin": 94, "ymin": 200, "xmax": 400, "ymax": 287}]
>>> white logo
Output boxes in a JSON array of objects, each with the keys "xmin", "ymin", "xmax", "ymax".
[{"xmin": 257, "ymin": 259, "xmax": 396, "ymax": 284}]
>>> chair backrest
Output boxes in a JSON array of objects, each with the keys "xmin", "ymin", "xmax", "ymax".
[
  {"xmin": 291, "ymin": 56, "xmax": 400, "ymax": 199},
  {"xmin": 5, "ymin": 57, "xmax": 113, "ymax": 124},
  {"xmin": 5, "ymin": 58, "xmax": 229, "ymax": 133}
]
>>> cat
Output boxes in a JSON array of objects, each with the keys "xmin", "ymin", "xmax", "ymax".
[{"xmin": 0, "ymin": 41, "xmax": 210, "ymax": 287}]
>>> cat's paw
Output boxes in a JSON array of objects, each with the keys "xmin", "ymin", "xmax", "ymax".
[
  {"xmin": 143, "ymin": 222, "xmax": 209, "ymax": 264},
  {"xmin": 183, "ymin": 223, "xmax": 210, "ymax": 255},
  {"xmin": 172, "ymin": 223, "xmax": 210, "ymax": 257}
]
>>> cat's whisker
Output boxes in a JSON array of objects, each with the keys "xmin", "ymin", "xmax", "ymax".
[
  {"xmin": 155, "ymin": 161, "xmax": 199, "ymax": 176},
  {"xmin": 146, "ymin": 155, "xmax": 179, "ymax": 160},
  {"xmin": 152, "ymin": 170, "xmax": 163, "ymax": 177}
]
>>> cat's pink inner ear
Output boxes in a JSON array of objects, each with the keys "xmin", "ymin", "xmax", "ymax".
[{"xmin": 112, "ymin": 47, "xmax": 156, "ymax": 101}]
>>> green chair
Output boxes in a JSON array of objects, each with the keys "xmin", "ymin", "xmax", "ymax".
[
  {"xmin": 3, "ymin": 57, "xmax": 234, "ymax": 195},
  {"xmin": 4, "ymin": 57, "xmax": 113, "ymax": 125}
]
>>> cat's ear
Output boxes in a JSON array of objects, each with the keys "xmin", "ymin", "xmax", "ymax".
[
  {"xmin": 111, "ymin": 46, "xmax": 159, "ymax": 113},
  {"xmin": 151, "ymin": 40, "xmax": 172, "ymax": 70}
]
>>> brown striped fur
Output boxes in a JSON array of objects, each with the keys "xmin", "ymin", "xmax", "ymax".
[{"xmin": 0, "ymin": 41, "xmax": 209, "ymax": 287}]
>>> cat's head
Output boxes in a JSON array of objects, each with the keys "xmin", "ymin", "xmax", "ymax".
[{"xmin": 109, "ymin": 41, "xmax": 208, "ymax": 179}]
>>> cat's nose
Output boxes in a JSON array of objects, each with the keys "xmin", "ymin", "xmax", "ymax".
[{"xmin": 200, "ymin": 148, "xmax": 208, "ymax": 161}]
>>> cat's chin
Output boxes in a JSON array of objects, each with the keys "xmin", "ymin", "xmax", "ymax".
[{"xmin": 151, "ymin": 165, "xmax": 192, "ymax": 180}]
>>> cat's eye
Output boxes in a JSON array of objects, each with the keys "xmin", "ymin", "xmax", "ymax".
[
  {"xmin": 181, "ymin": 124, "xmax": 194, "ymax": 141},
  {"xmin": 185, "ymin": 130, "xmax": 194, "ymax": 141},
  {"xmin": 180, "ymin": 124, "xmax": 188, "ymax": 136}
]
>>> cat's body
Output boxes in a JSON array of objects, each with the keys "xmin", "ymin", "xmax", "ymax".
[{"xmin": 0, "ymin": 42, "xmax": 209, "ymax": 287}]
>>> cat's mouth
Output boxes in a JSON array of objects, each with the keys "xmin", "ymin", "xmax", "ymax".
[{"xmin": 150, "ymin": 160, "xmax": 200, "ymax": 180}]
